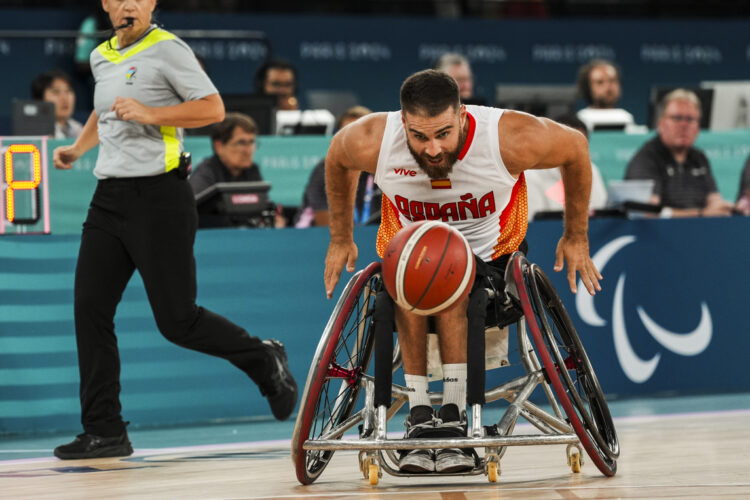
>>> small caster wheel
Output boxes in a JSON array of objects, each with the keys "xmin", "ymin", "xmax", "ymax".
[
  {"xmin": 569, "ymin": 452, "xmax": 581, "ymax": 473},
  {"xmin": 368, "ymin": 463, "xmax": 379, "ymax": 485},
  {"xmin": 487, "ymin": 461, "xmax": 499, "ymax": 483}
]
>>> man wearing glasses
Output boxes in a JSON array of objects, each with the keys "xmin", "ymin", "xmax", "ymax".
[
  {"xmin": 625, "ymin": 89, "xmax": 734, "ymax": 217},
  {"xmin": 189, "ymin": 112, "xmax": 286, "ymax": 227},
  {"xmin": 190, "ymin": 112, "xmax": 264, "ymax": 193}
]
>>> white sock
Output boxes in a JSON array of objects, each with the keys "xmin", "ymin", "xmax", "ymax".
[
  {"xmin": 442, "ymin": 363, "xmax": 467, "ymax": 414},
  {"xmin": 404, "ymin": 374, "xmax": 431, "ymax": 409}
]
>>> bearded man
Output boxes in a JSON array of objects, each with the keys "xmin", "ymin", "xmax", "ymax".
[{"xmin": 322, "ymin": 69, "xmax": 600, "ymax": 474}]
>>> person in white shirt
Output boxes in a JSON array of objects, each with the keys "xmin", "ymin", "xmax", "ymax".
[
  {"xmin": 525, "ymin": 114, "xmax": 608, "ymax": 220},
  {"xmin": 575, "ymin": 59, "xmax": 641, "ymax": 133},
  {"xmin": 31, "ymin": 69, "xmax": 84, "ymax": 139}
]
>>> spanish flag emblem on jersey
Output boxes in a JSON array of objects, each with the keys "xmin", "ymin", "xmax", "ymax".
[{"xmin": 430, "ymin": 178, "xmax": 452, "ymax": 189}]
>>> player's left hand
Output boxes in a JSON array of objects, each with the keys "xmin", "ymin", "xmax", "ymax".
[
  {"xmin": 111, "ymin": 97, "xmax": 154, "ymax": 124},
  {"xmin": 554, "ymin": 234, "xmax": 602, "ymax": 295}
]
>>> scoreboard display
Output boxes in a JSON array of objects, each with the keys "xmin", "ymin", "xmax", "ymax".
[{"xmin": 0, "ymin": 137, "xmax": 51, "ymax": 234}]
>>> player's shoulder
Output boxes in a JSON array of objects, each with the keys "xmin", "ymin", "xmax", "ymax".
[
  {"xmin": 333, "ymin": 113, "xmax": 388, "ymax": 171},
  {"xmin": 338, "ymin": 113, "xmax": 387, "ymax": 151},
  {"xmin": 498, "ymin": 109, "xmax": 549, "ymax": 137}
]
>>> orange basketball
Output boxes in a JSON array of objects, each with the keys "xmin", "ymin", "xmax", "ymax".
[{"xmin": 382, "ymin": 220, "xmax": 475, "ymax": 316}]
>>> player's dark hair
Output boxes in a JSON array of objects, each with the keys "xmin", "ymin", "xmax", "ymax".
[
  {"xmin": 30, "ymin": 70, "xmax": 73, "ymax": 100},
  {"xmin": 211, "ymin": 112, "xmax": 258, "ymax": 147},
  {"xmin": 400, "ymin": 69, "xmax": 460, "ymax": 117},
  {"xmin": 576, "ymin": 59, "xmax": 621, "ymax": 105}
]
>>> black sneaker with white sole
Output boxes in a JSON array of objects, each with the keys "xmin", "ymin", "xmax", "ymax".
[
  {"xmin": 54, "ymin": 431, "xmax": 133, "ymax": 460},
  {"xmin": 260, "ymin": 339, "xmax": 298, "ymax": 421},
  {"xmin": 398, "ymin": 405, "xmax": 437, "ymax": 473},
  {"xmin": 434, "ymin": 404, "xmax": 476, "ymax": 473}
]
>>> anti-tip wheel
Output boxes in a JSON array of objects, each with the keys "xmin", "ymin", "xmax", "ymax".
[
  {"xmin": 368, "ymin": 463, "xmax": 379, "ymax": 486},
  {"xmin": 569, "ymin": 452, "xmax": 582, "ymax": 473},
  {"xmin": 487, "ymin": 461, "xmax": 499, "ymax": 483}
]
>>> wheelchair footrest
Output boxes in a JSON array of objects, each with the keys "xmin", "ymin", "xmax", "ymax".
[{"xmin": 304, "ymin": 433, "xmax": 580, "ymax": 451}]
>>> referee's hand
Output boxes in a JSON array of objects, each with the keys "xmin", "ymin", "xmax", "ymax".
[
  {"xmin": 53, "ymin": 145, "xmax": 80, "ymax": 170},
  {"xmin": 111, "ymin": 97, "xmax": 153, "ymax": 125}
]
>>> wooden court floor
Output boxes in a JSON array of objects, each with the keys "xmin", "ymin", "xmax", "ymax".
[{"xmin": 3, "ymin": 409, "xmax": 750, "ymax": 499}]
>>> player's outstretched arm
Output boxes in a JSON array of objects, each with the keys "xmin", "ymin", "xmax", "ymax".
[
  {"xmin": 324, "ymin": 113, "xmax": 386, "ymax": 298},
  {"xmin": 499, "ymin": 111, "xmax": 602, "ymax": 296}
]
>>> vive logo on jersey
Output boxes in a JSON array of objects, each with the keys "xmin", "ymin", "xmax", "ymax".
[
  {"xmin": 576, "ymin": 235, "xmax": 713, "ymax": 384},
  {"xmin": 394, "ymin": 168, "xmax": 417, "ymax": 177},
  {"xmin": 125, "ymin": 66, "xmax": 137, "ymax": 85}
]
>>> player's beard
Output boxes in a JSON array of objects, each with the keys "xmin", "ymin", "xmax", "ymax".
[{"xmin": 407, "ymin": 128, "xmax": 467, "ymax": 180}]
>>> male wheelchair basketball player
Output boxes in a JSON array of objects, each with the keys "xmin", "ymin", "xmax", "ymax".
[
  {"xmin": 293, "ymin": 69, "xmax": 619, "ymax": 485},
  {"xmin": 291, "ymin": 249, "xmax": 620, "ymax": 485}
]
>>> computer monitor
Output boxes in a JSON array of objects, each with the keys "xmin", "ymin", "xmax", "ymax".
[
  {"xmin": 495, "ymin": 84, "xmax": 577, "ymax": 118},
  {"xmin": 195, "ymin": 181, "xmax": 273, "ymax": 228},
  {"xmin": 700, "ymin": 81, "xmax": 750, "ymax": 130},
  {"xmin": 11, "ymin": 100, "xmax": 55, "ymax": 136},
  {"xmin": 221, "ymin": 94, "xmax": 278, "ymax": 135},
  {"xmin": 647, "ymin": 86, "xmax": 713, "ymax": 129},
  {"xmin": 275, "ymin": 109, "xmax": 336, "ymax": 135}
]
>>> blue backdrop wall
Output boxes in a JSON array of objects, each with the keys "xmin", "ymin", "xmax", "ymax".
[
  {"xmin": 1, "ymin": 9, "xmax": 750, "ymax": 130},
  {"xmin": 2, "ymin": 217, "xmax": 749, "ymax": 435}
]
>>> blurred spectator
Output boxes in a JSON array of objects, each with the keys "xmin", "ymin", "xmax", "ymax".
[
  {"xmin": 254, "ymin": 58, "xmax": 299, "ymax": 110},
  {"xmin": 30, "ymin": 70, "xmax": 83, "ymax": 139},
  {"xmin": 576, "ymin": 59, "xmax": 639, "ymax": 133},
  {"xmin": 434, "ymin": 53, "xmax": 485, "ymax": 105},
  {"xmin": 736, "ymin": 155, "xmax": 750, "ymax": 215},
  {"xmin": 75, "ymin": 10, "xmax": 110, "ymax": 75},
  {"xmin": 189, "ymin": 112, "xmax": 285, "ymax": 227},
  {"xmin": 295, "ymin": 106, "xmax": 375, "ymax": 227},
  {"xmin": 525, "ymin": 113, "xmax": 607, "ymax": 220},
  {"xmin": 625, "ymin": 89, "xmax": 733, "ymax": 218}
]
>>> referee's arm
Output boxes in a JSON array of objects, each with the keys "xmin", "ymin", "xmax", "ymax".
[
  {"xmin": 111, "ymin": 93, "xmax": 225, "ymax": 129},
  {"xmin": 53, "ymin": 111, "xmax": 99, "ymax": 170}
]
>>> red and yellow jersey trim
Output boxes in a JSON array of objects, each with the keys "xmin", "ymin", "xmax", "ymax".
[
  {"xmin": 376, "ymin": 195, "xmax": 403, "ymax": 258},
  {"xmin": 492, "ymin": 173, "xmax": 528, "ymax": 259}
]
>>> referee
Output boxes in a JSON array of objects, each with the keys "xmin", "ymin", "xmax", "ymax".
[{"xmin": 52, "ymin": 0, "xmax": 297, "ymax": 460}]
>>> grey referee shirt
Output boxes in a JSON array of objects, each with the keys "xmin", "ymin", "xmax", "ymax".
[{"xmin": 90, "ymin": 26, "xmax": 218, "ymax": 178}]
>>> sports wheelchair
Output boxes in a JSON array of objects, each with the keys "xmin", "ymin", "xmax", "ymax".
[{"xmin": 291, "ymin": 251, "xmax": 619, "ymax": 485}]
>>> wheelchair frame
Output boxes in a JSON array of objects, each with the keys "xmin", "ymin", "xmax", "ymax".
[{"xmin": 291, "ymin": 252, "xmax": 619, "ymax": 486}]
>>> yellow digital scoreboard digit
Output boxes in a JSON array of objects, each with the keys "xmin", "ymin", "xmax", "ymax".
[{"xmin": 0, "ymin": 137, "xmax": 51, "ymax": 234}]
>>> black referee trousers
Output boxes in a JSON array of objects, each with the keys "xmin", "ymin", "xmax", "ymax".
[{"xmin": 74, "ymin": 171, "xmax": 269, "ymax": 437}]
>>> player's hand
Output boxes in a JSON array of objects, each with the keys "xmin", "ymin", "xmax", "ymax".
[
  {"xmin": 111, "ymin": 97, "xmax": 154, "ymax": 124},
  {"xmin": 554, "ymin": 234, "xmax": 602, "ymax": 295},
  {"xmin": 324, "ymin": 240, "xmax": 358, "ymax": 299},
  {"xmin": 53, "ymin": 145, "xmax": 80, "ymax": 170}
]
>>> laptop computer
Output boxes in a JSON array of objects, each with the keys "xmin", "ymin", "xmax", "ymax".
[
  {"xmin": 12, "ymin": 99, "xmax": 55, "ymax": 136},
  {"xmin": 607, "ymin": 179, "xmax": 655, "ymax": 207}
]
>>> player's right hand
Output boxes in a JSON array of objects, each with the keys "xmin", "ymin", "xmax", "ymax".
[
  {"xmin": 53, "ymin": 145, "xmax": 80, "ymax": 170},
  {"xmin": 324, "ymin": 240, "xmax": 358, "ymax": 299}
]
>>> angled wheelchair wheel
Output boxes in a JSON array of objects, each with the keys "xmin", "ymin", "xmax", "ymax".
[
  {"xmin": 292, "ymin": 263, "xmax": 381, "ymax": 485},
  {"xmin": 509, "ymin": 254, "xmax": 619, "ymax": 477}
]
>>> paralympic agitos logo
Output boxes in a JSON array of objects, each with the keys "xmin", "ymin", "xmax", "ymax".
[{"xmin": 575, "ymin": 236, "xmax": 712, "ymax": 384}]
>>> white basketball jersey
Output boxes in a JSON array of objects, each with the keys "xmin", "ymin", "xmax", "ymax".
[{"xmin": 374, "ymin": 105, "xmax": 528, "ymax": 261}]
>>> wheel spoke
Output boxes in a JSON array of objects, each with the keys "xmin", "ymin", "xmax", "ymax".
[{"xmin": 294, "ymin": 266, "xmax": 381, "ymax": 484}]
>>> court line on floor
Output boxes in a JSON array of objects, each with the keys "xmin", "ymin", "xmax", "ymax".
[
  {"xmin": 241, "ymin": 482, "xmax": 750, "ymax": 499},
  {"xmin": 3, "ymin": 406, "xmax": 748, "ymax": 466}
]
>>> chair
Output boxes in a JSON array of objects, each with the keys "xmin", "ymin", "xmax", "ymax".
[{"xmin": 291, "ymin": 252, "xmax": 619, "ymax": 485}]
